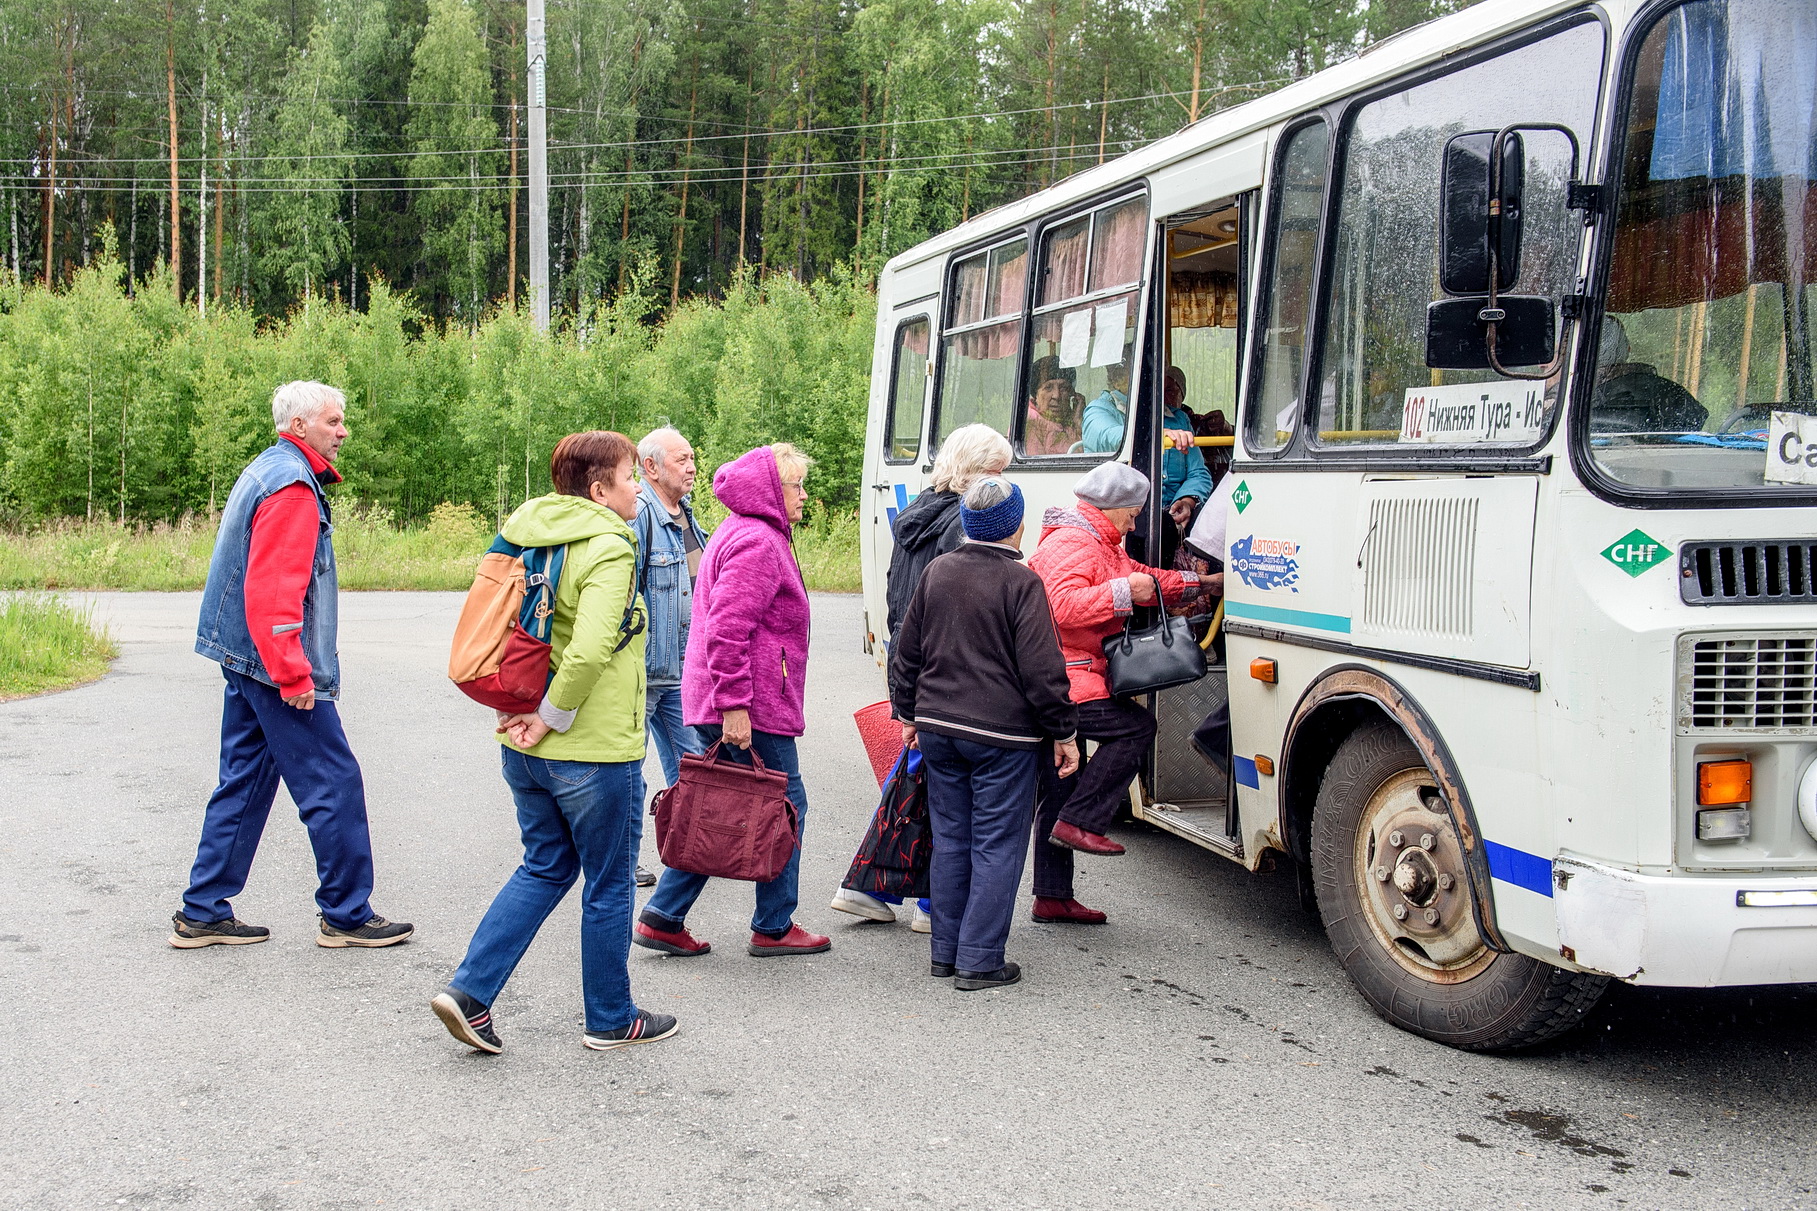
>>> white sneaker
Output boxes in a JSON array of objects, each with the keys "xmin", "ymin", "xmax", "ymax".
[
  {"xmin": 909, "ymin": 902, "xmax": 932, "ymax": 934},
  {"xmin": 829, "ymin": 888, "xmax": 896, "ymax": 922}
]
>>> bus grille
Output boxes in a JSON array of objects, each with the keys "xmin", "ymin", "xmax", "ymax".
[
  {"xmin": 1680, "ymin": 633, "xmax": 1817, "ymax": 732},
  {"xmin": 1680, "ymin": 540, "xmax": 1817, "ymax": 606},
  {"xmin": 1359, "ymin": 496, "xmax": 1477, "ymax": 637}
]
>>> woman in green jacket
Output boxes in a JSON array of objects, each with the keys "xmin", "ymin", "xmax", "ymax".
[{"xmin": 432, "ymin": 431, "xmax": 678, "ymax": 1054}]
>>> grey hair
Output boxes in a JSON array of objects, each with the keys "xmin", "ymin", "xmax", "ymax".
[
  {"xmin": 638, "ymin": 426, "xmax": 686, "ymax": 467},
  {"xmin": 931, "ymin": 423, "xmax": 1013, "ymax": 494},
  {"xmin": 962, "ymin": 476, "xmax": 1013, "ymax": 512},
  {"xmin": 271, "ymin": 381, "xmax": 345, "ymax": 431}
]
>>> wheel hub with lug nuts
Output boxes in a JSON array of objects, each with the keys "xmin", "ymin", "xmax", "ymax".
[{"xmin": 1353, "ymin": 769, "xmax": 1492, "ymax": 981}]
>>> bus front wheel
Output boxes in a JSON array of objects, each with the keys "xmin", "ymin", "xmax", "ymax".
[{"xmin": 1310, "ymin": 722, "xmax": 1608, "ymax": 1052}]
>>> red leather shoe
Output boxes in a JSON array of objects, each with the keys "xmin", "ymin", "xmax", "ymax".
[
  {"xmin": 747, "ymin": 924, "xmax": 832, "ymax": 957},
  {"xmin": 1047, "ymin": 821, "xmax": 1125, "ymax": 856},
  {"xmin": 1032, "ymin": 896, "xmax": 1108, "ymax": 924},
  {"xmin": 633, "ymin": 921, "xmax": 711, "ymax": 957}
]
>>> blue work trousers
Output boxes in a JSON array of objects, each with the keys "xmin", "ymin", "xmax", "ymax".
[
  {"xmin": 451, "ymin": 748, "xmax": 645, "ymax": 1033},
  {"xmin": 919, "ymin": 731, "xmax": 1038, "ymax": 973},
  {"xmin": 182, "ymin": 667, "xmax": 375, "ymax": 930},
  {"xmin": 644, "ymin": 684, "xmax": 703, "ymax": 789},
  {"xmin": 640, "ymin": 726, "xmax": 806, "ymax": 938}
]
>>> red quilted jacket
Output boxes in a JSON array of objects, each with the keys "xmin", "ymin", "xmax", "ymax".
[{"xmin": 1028, "ymin": 504, "xmax": 1199, "ymax": 704}]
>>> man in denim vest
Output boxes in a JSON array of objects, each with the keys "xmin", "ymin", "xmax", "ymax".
[
  {"xmin": 171, "ymin": 381, "xmax": 412, "ymax": 950},
  {"xmin": 634, "ymin": 427, "xmax": 710, "ymax": 885}
]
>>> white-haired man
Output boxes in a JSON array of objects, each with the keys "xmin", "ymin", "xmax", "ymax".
[
  {"xmin": 633, "ymin": 426, "xmax": 711, "ymax": 885},
  {"xmin": 171, "ymin": 381, "xmax": 412, "ymax": 949}
]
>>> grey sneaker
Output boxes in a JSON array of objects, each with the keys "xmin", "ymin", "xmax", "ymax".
[
  {"xmin": 635, "ymin": 864, "xmax": 658, "ymax": 887},
  {"xmin": 169, "ymin": 912, "xmax": 270, "ymax": 949},
  {"xmin": 317, "ymin": 914, "xmax": 414, "ymax": 948},
  {"xmin": 431, "ymin": 987, "xmax": 502, "ymax": 1054},
  {"xmin": 583, "ymin": 1009, "xmax": 679, "ymax": 1050}
]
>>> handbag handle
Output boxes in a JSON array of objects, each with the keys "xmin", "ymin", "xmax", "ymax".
[{"xmin": 701, "ymin": 739, "xmax": 770, "ymax": 776}]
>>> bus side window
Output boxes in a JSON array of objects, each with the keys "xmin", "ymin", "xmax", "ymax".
[
  {"xmin": 1246, "ymin": 121, "xmax": 1330, "ymax": 453},
  {"xmin": 1314, "ymin": 19, "xmax": 1603, "ymax": 447},
  {"xmin": 1020, "ymin": 196, "xmax": 1147, "ymax": 458},
  {"xmin": 883, "ymin": 318, "xmax": 931, "ymax": 464},
  {"xmin": 935, "ymin": 238, "xmax": 1028, "ymax": 448}
]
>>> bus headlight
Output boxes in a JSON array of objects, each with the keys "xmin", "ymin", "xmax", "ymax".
[{"xmin": 1799, "ymin": 760, "xmax": 1817, "ymax": 846}]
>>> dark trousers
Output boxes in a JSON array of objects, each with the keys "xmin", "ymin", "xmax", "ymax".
[
  {"xmin": 1032, "ymin": 696, "xmax": 1155, "ymax": 900},
  {"xmin": 182, "ymin": 667, "xmax": 375, "ymax": 930},
  {"xmin": 919, "ymin": 731, "xmax": 1038, "ymax": 973}
]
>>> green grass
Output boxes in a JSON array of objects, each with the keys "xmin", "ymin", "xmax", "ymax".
[
  {"xmin": 0, "ymin": 502, "xmax": 864, "ymax": 593},
  {"xmin": 0, "ymin": 594, "xmax": 118, "ymax": 700}
]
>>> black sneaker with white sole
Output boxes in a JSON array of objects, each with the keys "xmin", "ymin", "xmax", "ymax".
[
  {"xmin": 583, "ymin": 1009, "xmax": 679, "ymax": 1050},
  {"xmin": 169, "ymin": 912, "xmax": 270, "ymax": 948},
  {"xmin": 316, "ymin": 914, "xmax": 414, "ymax": 948},
  {"xmin": 431, "ymin": 987, "xmax": 503, "ymax": 1054}
]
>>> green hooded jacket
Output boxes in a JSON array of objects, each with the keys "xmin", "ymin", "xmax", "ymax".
[{"xmin": 497, "ymin": 493, "xmax": 647, "ymax": 764}]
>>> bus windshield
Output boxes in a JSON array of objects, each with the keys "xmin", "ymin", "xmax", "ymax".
[{"xmin": 1588, "ymin": 0, "xmax": 1817, "ymax": 492}]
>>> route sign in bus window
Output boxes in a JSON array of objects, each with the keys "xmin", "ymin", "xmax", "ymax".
[
  {"xmin": 937, "ymin": 237, "xmax": 1028, "ymax": 446},
  {"xmin": 1313, "ymin": 20, "xmax": 1603, "ymax": 448},
  {"xmin": 1246, "ymin": 121, "xmax": 1329, "ymax": 453},
  {"xmin": 884, "ymin": 318, "xmax": 931, "ymax": 463},
  {"xmin": 1021, "ymin": 196, "xmax": 1147, "ymax": 457},
  {"xmin": 1589, "ymin": 0, "xmax": 1817, "ymax": 494}
]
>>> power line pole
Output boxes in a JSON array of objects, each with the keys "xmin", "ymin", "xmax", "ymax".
[{"xmin": 527, "ymin": 0, "xmax": 549, "ymax": 331}]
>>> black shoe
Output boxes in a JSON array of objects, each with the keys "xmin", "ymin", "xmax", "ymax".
[
  {"xmin": 930, "ymin": 961, "xmax": 956, "ymax": 978},
  {"xmin": 635, "ymin": 864, "xmax": 657, "ymax": 887},
  {"xmin": 317, "ymin": 914, "xmax": 414, "ymax": 948},
  {"xmin": 954, "ymin": 961, "xmax": 1021, "ymax": 991},
  {"xmin": 583, "ymin": 1009, "xmax": 679, "ymax": 1050},
  {"xmin": 169, "ymin": 912, "xmax": 269, "ymax": 949},
  {"xmin": 431, "ymin": 987, "xmax": 502, "ymax": 1054}
]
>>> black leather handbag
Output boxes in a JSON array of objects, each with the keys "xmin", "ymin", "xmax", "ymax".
[{"xmin": 1102, "ymin": 611, "xmax": 1207, "ymax": 697}]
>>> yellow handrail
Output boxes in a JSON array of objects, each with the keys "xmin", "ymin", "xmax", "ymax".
[
  {"xmin": 1200, "ymin": 598, "xmax": 1224, "ymax": 651},
  {"xmin": 1191, "ymin": 435, "xmax": 1235, "ymax": 447}
]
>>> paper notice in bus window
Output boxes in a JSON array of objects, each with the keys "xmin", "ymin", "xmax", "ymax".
[
  {"xmin": 1399, "ymin": 382, "xmax": 1545, "ymax": 444},
  {"xmin": 1059, "ymin": 309, "xmax": 1092, "ymax": 368},
  {"xmin": 1091, "ymin": 299, "xmax": 1127, "ymax": 367},
  {"xmin": 1765, "ymin": 412, "xmax": 1817, "ymax": 486}
]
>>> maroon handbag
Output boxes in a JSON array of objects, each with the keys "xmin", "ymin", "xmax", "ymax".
[{"xmin": 651, "ymin": 742, "xmax": 800, "ymax": 883}]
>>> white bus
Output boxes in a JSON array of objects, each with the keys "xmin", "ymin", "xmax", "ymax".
[{"xmin": 859, "ymin": 0, "xmax": 1817, "ymax": 1050}]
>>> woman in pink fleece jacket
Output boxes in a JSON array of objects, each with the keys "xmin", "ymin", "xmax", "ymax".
[{"xmin": 634, "ymin": 443, "xmax": 832, "ymax": 959}]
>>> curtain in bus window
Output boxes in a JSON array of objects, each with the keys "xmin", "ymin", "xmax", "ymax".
[
  {"xmin": 1089, "ymin": 199, "xmax": 1146, "ymax": 292},
  {"xmin": 1171, "ymin": 272, "xmax": 1239, "ymax": 328},
  {"xmin": 1041, "ymin": 218, "xmax": 1090, "ymax": 305}
]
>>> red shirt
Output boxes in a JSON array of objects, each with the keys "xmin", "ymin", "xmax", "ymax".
[{"xmin": 246, "ymin": 434, "xmax": 341, "ymax": 697}]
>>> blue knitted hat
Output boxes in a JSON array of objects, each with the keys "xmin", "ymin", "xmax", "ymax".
[{"xmin": 961, "ymin": 479, "xmax": 1024, "ymax": 543}]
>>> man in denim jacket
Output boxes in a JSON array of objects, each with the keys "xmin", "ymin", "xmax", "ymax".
[{"xmin": 634, "ymin": 428, "xmax": 711, "ymax": 883}]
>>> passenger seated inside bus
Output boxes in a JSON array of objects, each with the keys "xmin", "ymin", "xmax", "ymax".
[
  {"xmin": 1080, "ymin": 364, "xmax": 1130, "ymax": 453},
  {"xmin": 1590, "ymin": 315, "xmax": 1710, "ymax": 435},
  {"xmin": 1023, "ymin": 356, "xmax": 1086, "ymax": 456}
]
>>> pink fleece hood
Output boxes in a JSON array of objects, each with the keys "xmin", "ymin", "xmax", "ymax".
[{"xmin": 713, "ymin": 445, "xmax": 790, "ymax": 532}]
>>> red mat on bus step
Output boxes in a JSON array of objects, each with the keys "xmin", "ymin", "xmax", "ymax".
[{"xmin": 853, "ymin": 700, "xmax": 905, "ymax": 789}]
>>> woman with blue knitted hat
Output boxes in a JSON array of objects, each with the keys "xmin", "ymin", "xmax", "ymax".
[{"xmin": 889, "ymin": 478, "xmax": 1081, "ymax": 990}]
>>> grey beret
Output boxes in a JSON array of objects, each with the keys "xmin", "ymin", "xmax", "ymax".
[{"xmin": 1073, "ymin": 461, "xmax": 1150, "ymax": 510}]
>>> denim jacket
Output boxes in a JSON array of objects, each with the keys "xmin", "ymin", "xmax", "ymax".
[
  {"xmin": 635, "ymin": 480, "xmax": 709, "ymax": 686},
  {"xmin": 195, "ymin": 440, "xmax": 340, "ymax": 698}
]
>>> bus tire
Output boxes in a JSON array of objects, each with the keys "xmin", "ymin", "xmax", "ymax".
[{"xmin": 1311, "ymin": 722, "xmax": 1608, "ymax": 1052}]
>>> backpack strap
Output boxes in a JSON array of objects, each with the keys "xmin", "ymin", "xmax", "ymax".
[{"xmin": 609, "ymin": 531, "xmax": 647, "ymax": 655}]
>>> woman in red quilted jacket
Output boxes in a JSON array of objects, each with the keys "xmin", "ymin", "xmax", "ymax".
[{"xmin": 1027, "ymin": 462, "xmax": 1200, "ymax": 923}]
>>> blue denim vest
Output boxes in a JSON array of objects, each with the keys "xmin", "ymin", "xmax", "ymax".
[
  {"xmin": 195, "ymin": 440, "xmax": 341, "ymax": 698},
  {"xmin": 634, "ymin": 481, "xmax": 708, "ymax": 686}
]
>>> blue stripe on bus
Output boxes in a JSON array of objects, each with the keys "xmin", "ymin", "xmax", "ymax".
[
  {"xmin": 1224, "ymin": 600, "xmax": 1353, "ymax": 633},
  {"xmin": 1231, "ymin": 755, "xmax": 1260, "ymax": 789},
  {"xmin": 1483, "ymin": 839, "xmax": 1553, "ymax": 897}
]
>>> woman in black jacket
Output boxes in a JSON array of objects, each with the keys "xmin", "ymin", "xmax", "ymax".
[
  {"xmin": 882, "ymin": 424, "xmax": 1013, "ymax": 636},
  {"xmin": 890, "ymin": 479, "xmax": 1080, "ymax": 990}
]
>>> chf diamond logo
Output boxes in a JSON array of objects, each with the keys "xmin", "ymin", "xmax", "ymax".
[
  {"xmin": 1232, "ymin": 480, "xmax": 1252, "ymax": 514},
  {"xmin": 1601, "ymin": 529, "xmax": 1670, "ymax": 577}
]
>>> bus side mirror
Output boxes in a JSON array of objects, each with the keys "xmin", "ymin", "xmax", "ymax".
[
  {"xmin": 1426, "ymin": 296, "xmax": 1555, "ymax": 369},
  {"xmin": 1439, "ymin": 131, "xmax": 1524, "ymax": 295}
]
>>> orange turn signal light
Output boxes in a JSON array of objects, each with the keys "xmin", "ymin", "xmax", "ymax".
[
  {"xmin": 1249, "ymin": 657, "xmax": 1278, "ymax": 684},
  {"xmin": 1697, "ymin": 760, "xmax": 1753, "ymax": 806},
  {"xmin": 1254, "ymin": 755, "xmax": 1276, "ymax": 776}
]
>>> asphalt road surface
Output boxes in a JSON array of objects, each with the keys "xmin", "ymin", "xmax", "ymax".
[{"xmin": 3, "ymin": 592, "xmax": 1813, "ymax": 1210}]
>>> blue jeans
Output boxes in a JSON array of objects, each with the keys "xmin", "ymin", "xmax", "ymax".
[
  {"xmin": 182, "ymin": 667, "xmax": 374, "ymax": 930},
  {"xmin": 645, "ymin": 684, "xmax": 703, "ymax": 789},
  {"xmin": 641, "ymin": 726, "xmax": 806, "ymax": 937},
  {"xmin": 919, "ymin": 732, "xmax": 1038, "ymax": 973},
  {"xmin": 451, "ymin": 749, "xmax": 644, "ymax": 1033}
]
